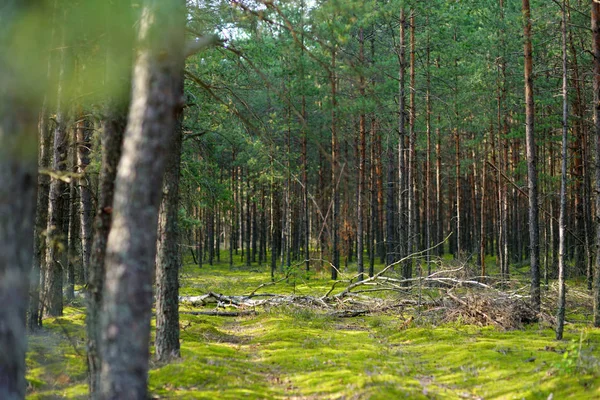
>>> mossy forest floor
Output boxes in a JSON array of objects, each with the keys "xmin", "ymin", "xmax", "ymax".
[{"xmin": 27, "ymin": 254, "xmax": 600, "ymax": 399}]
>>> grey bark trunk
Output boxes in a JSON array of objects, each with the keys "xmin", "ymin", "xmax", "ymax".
[
  {"xmin": 99, "ymin": 1, "xmax": 185, "ymax": 398},
  {"xmin": 155, "ymin": 91, "xmax": 183, "ymax": 361}
]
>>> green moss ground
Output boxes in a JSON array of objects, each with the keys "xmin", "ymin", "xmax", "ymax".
[{"xmin": 27, "ymin": 254, "xmax": 600, "ymax": 399}]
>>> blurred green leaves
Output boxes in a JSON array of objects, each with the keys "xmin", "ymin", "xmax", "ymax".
[{"xmin": 4, "ymin": 0, "xmax": 136, "ymax": 110}]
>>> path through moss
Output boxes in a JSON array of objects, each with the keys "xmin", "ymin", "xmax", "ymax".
[{"xmin": 27, "ymin": 259, "xmax": 600, "ymax": 399}]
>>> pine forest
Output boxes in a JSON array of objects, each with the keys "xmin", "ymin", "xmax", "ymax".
[{"xmin": 4, "ymin": 0, "xmax": 600, "ymax": 398}]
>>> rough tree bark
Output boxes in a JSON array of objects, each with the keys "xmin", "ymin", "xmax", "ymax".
[
  {"xmin": 99, "ymin": 0, "xmax": 185, "ymax": 398},
  {"xmin": 155, "ymin": 95, "xmax": 184, "ymax": 361}
]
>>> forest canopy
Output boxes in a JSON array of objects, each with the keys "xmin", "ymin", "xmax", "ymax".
[{"xmin": 3, "ymin": 0, "xmax": 600, "ymax": 398}]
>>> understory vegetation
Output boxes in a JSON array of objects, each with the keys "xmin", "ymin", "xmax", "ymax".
[{"xmin": 27, "ymin": 255, "xmax": 600, "ymax": 399}]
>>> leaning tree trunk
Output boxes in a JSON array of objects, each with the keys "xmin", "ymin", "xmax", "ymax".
[
  {"xmin": 99, "ymin": 1, "xmax": 185, "ymax": 398},
  {"xmin": 0, "ymin": 3, "xmax": 40, "ymax": 398},
  {"xmin": 592, "ymin": 0, "xmax": 600, "ymax": 327},
  {"xmin": 155, "ymin": 88, "xmax": 184, "ymax": 362},
  {"xmin": 523, "ymin": 0, "xmax": 541, "ymax": 314}
]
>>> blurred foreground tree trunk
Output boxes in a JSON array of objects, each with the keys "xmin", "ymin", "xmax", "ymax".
[
  {"xmin": 99, "ymin": 0, "xmax": 186, "ymax": 397},
  {"xmin": 0, "ymin": 2, "xmax": 42, "ymax": 398},
  {"xmin": 86, "ymin": 1, "xmax": 133, "ymax": 396}
]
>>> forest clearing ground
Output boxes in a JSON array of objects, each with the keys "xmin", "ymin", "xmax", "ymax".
[{"xmin": 26, "ymin": 256, "xmax": 600, "ymax": 399}]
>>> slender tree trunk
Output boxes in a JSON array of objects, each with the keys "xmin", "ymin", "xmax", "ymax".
[
  {"xmin": 455, "ymin": 127, "xmax": 461, "ymax": 258},
  {"xmin": 30, "ymin": 101, "xmax": 52, "ymax": 331},
  {"xmin": 99, "ymin": 1, "xmax": 185, "ymax": 397},
  {"xmin": 45, "ymin": 21, "xmax": 69, "ymax": 316},
  {"xmin": 591, "ymin": 0, "xmax": 600, "ymax": 326},
  {"xmin": 370, "ymin": 116, "xmax": 377, "ymax": 277},
  {"xmin": 357, "ymin": 28, "xmax": 366, "ymax": 281},
  {"xmin": 436, "ymin": 122, "xmax": 443, "ymax": 255},
  {"xmin": 406, "ymin": 10, "xmax": 416, "ymax": 280},
  {"xmin": 556, "ymin": 1, "xmax": 568, "ymax": 340},
  {"xmin": 216, "ymin": 204, "xmax": 221, "ymax": 262},
  {"xmin": 77, "ymin": 118, "xmax": 93, "ymax": 283},
  {"xmin": 252, "ymin": 194, "xmax": 258, "ymax": 263},
  {"xmin": 480, "ymin": 139, "xmax": 487, "ymax": 277},
  {"xmin": 425, "ymin": 10, "xmax": 432, "ymax": 276},
  {"xmin": 331, "ymin": 45, "xmax": 340, "ymax": 280},
  {"xmin": 397, "ymin": 8, "xmax": 407, "ymax": 269},
  {"xmin": 230, "ymin": 157, "xmax": 236, "ymax": 267},
  {"xmin": 271, "ymin": 179, "xmax": 281, "ymax": 281},
  {"xmin": 386, "ymin": 142, "xmax": 396, "ymax": 267},
  {"xmin": 246, "ymin": 177, "xmax": 252, "ymax": 267},
  {"xmin": 66, "ymin": 137, "xmax": 79, "ymax": 301},
  {"xmin": 523, "ymin": 0, "xmax": 541, "ymax": 313},
  {"xmin": 299, "ymin": 0, "xmax": 310, "ymax": 273}
]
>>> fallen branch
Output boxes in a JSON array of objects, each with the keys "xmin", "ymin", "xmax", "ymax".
[
  {"xmin": 329, "ymin": 310, "xmax": 369, "ymax": 318},
  {"xmin": 446, "ymin": 291, "xmax": 501, "ymax": 326},
  {"xmin": 180, "ymin": 310, "xmax": 257, "ymax": 317},
  {"xmin": 330, "ymin": 234, "xmax": 451, "ymax": 299}
]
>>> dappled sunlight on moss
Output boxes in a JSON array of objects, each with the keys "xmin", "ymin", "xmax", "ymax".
[
  {"xmin": 26, "ymin": 317, "xmax": 88, "ymax": 399},
  {"xmin": 389, "ymin": 323, "xmax": 600, "ymax": 399},
  {"xmin": 26, "ymin": 260, "xmax": 600, "ymax": 399}
]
